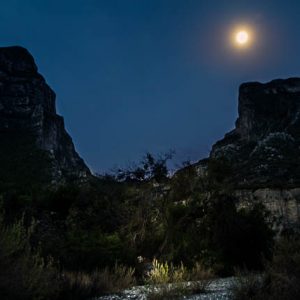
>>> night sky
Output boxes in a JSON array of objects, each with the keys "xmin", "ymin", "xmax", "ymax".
[{"xmin": 1, "ymin": 0, "xmax": 300, "ymax": 173}]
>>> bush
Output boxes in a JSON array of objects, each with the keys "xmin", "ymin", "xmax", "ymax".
[
  {"xmin": 153, "ymin": 190, "xmax": 274, "ymax": 274},
  {"xmin": 232, "ymin": 236, "xmax": 300, "ymax": 300},
  {"xmin": 263, "ymin": 236, "xmax": 300, "ymax": 300},
  {"xmin": 0, "ymin": 214, "xmax": 60, "ymax": 300},
  {"xmin": 197, "ymin": 196, "xmax": 274, "ymax": 274}
]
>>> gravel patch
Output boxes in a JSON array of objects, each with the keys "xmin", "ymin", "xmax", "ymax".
[{"xmin": 95, "ymin": 277, "xmax": 235, "ymax": 300}]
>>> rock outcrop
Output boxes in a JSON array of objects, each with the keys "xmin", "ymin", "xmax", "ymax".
[
  {"xmin": 0, "ymin": 46, "xmax": 90, "ymax": 182},
  {"xmin": 210, "ymin": 78, "xmax": 300, "ymax": 187},
  {"xmin": 235, "ymin": 188, "xmax": 300, "ymax": 230},
  {"xmin": 190, "ymin": 78, "xmax": 300, "ymax": 228}
]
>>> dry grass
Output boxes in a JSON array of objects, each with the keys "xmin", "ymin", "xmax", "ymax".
[
  {"xmin": 188, "ymin": 262, "xmax": 214, "ymax": 294},
  {"xmin": 59, "ymin": 264, "xmax": 136, "ymax": 300}
]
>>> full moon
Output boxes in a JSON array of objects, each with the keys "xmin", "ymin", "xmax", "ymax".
[
  {"xmin": 231, "ymin": 26, "xmax": 254, "ymax": 49},
  {"xmin": 236, "ymin": 30, "xmax": 249, "ymax": 45}
]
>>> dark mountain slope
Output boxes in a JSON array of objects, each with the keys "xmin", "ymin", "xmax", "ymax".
[{"xmin": 0, "ymin": 46, "xmax": 90, "ymax": 185}]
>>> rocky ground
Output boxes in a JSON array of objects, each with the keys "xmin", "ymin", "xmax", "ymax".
[{"xmin": 95, "ymin": 277, "xmax": 235, "ymax": 300}]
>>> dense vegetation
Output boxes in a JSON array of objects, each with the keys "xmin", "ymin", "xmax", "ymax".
[
  {"xmin": 0, "ymin": 147, "xmax": 286, "ymax": 299},
  {"xmin": 232, "ymin": 236, "xmax": 300, "ymax": 300}
]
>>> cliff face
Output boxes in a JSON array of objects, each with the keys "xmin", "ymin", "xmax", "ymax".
[
  {"xmin": 189, "ymin": 78, "xmax": 300, "ymax": 228},
  {"xmin": 210, "ymin": 78, "xmax": 300, "ymax": 187},
  {"xmin": 0, "ymin": 46, "xmax": 90, "ymax": 182},
  {"xmin": 235, "ymin": 188, "xmax": 300, "ymax": 230},
  {"xmin": 235, "ymin": 78, "xmax": 300, "ymax": 142}
]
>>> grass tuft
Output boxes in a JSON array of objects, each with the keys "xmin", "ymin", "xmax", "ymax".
[{"xmin": 146, "ymin": 259, "xmax": 213, "ymax": 299}]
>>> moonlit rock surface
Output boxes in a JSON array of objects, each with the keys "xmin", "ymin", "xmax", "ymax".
[{"xmin": 209, "ymin": 77, "xmax": 300, "ymax": 186}]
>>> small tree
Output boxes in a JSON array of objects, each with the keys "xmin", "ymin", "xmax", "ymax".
[{"xmin": 115, "ymin": 151, "xmax": 174, "ymax": 183}]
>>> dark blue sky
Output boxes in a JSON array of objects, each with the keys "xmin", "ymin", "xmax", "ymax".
[{"xmin": 1, "ymin": 0, "xmax": 300, "ymax": 172}]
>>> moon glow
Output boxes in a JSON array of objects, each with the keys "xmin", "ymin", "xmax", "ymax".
[
  {"xmin": 236, "ymin": 30, "xmax": 249, "ymax": 44},
  {"xmin": 230, "ymin": 26, "xmax": 253, "ymax": 49}
]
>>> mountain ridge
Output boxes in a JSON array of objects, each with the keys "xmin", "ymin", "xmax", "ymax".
[
  {"xmin": 0, "ymin": 46, "xmax": 91, "ymax": 183},
  {"xmin": 196, "ymin": 77, "xmax": 300, "ymax": 187}
]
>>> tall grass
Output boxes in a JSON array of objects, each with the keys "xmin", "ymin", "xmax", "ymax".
[
  {"xmin": 147, "ymin": 259, "xmax": 178, "ymax": 284},
  {"xmin": 59, "ymin": 264, "xmax": 136, "ymax": 300},
  {"xmin": 189, "ymin": 262, "xmax": 214, "ymax": 293},
  {"xmin": 146, "ymin": 259, "xmax": 213, "ymax": 299}
]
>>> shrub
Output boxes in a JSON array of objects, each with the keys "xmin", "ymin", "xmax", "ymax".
[
  {"xmin": 232, "ymin": 236, "xmax": 300, "ymax": 300},
  {"xmin": 263, "ymin": 236, "xmax": 300, "ymax": 300},
  {"xmin": 0, "ymin": 214, "xmax": 60, "ymax": 300},
  {"xmin": 197, "ymin": 196, "xmax": 274, "ymax": 274}
]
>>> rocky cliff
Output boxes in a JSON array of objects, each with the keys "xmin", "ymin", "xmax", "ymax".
[
  {"xmin": 235, "ymin": 188, "xmax": 300, "ymax": 230},
  {"xmin": 0, "ymin": 46, "xmax": 90, "ymax": 182},
  {"xmin": 209, "ymin": 78, "xmax": 300, "ymax": 187},
  {"xmin": 197, "ymin": 78, "xmax": 300, "ymax": 228},
  {"xmin": 191, "ymin": 78, "xmax": 300, "ymax": 228}
]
